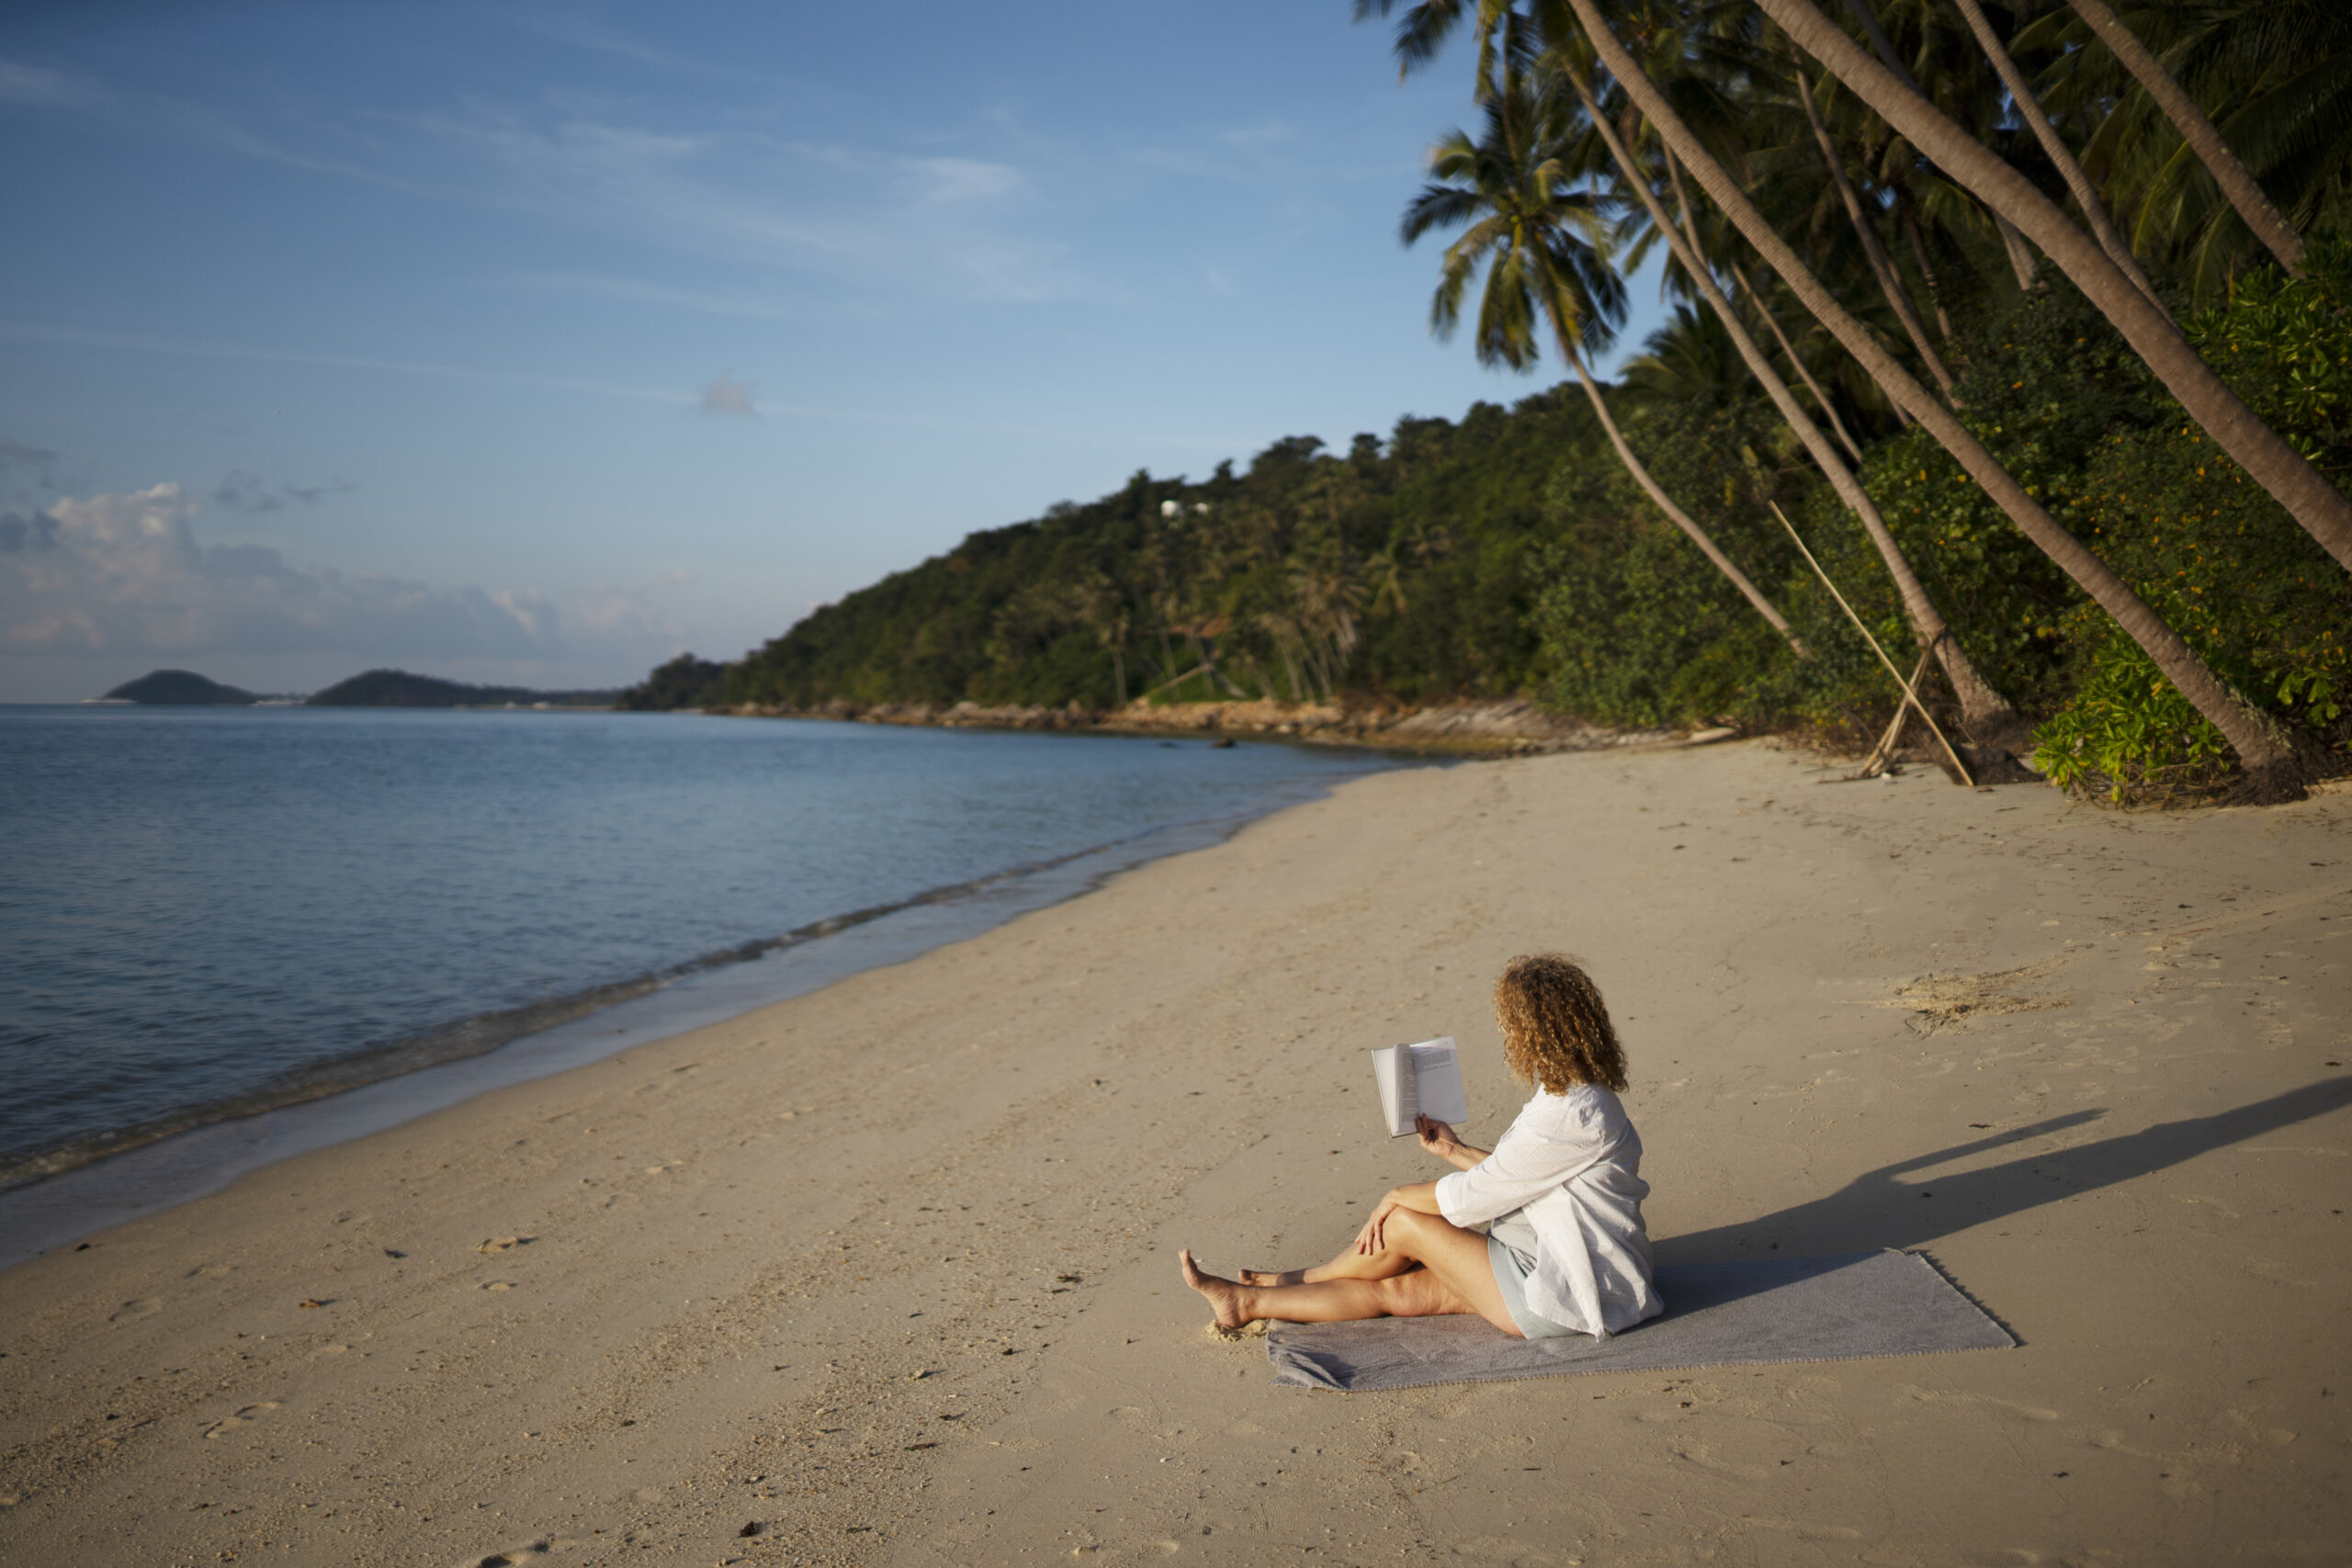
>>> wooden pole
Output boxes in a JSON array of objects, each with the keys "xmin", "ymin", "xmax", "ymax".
[
  {"xmin": 1771, "ymin": 504, "xmax": 1975, "ymax": 786},
  {"xmin": 1860, "ymin": 649, "xmax": 1932, "ymax": 776}
]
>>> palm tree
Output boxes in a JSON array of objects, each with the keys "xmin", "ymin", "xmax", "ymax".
[
  {"xmin": 1789, "ymin": 56, "xmax": 1959, "ymax": 390},
  {"xmin": 1945, "ymin": 0, "xmax": 2166, "ymax": 311},
  {"xmin": 1839, "ymin": 0, "xmax": 2041, "ymax": 289},
  {"xmin": 2023, "ymin": 0, "xmax": 2350, "ymax": 299},
  {"xmin": 1400, "ymin": 69, "xmax": 1805, "ymax": 650},
  {"xmin": 2063, "ymin": 0, "xmax": 2303, "ymax": 276},
  {"xmin": 1755, "ymin": 0, "xmax": 2352, "ymax": 581},
  {"xmin": 1550, "ymin": 0, "xmax": 2307, "ymax": 795},
  {"xmin": 1552, "ymin": 34, "xmax": 2031, "ymax": 758}
]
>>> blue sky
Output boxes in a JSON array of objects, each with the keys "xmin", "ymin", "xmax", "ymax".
[{"xmin": 0, "ymin": 1, "xmax": 1665, "ymax": 701}]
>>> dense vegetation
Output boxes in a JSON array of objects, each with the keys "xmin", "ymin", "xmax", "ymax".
[
  {"xmin": 311, "ymin": 670, "xmax": 621, "ymax": 708},
  {"xmin": 628, "ymin": 0, "xmax": 2352, "ymax": 802},
  {"xmin": 103, "ymin": 670, "xmax": 259, "ymax": 705}
]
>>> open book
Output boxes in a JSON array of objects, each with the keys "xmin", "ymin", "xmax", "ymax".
[{"xmin": 1371, "ymin": 1037, "xmax": 1469, "ymax": 1138}]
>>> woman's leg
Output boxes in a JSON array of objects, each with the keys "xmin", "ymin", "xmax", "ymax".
[
  {"xmin": 1183, "ymin": 1209, "xmax": 1520, "ymax": 1336},
  {"xmin": 1239, "ymin": 1239, "xmax": 1418, "ymax": 1288}
]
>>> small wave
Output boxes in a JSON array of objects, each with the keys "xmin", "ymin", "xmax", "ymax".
[{"xmin": 0, "ymin": 831, "xmax": 1149, "ymax": 1193}]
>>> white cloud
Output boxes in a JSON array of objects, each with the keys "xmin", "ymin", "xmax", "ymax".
[
  {"xmin": 415, "ymin": 110, "xmax": 1092, "ymax": 302},
  {"xmin": 0, "ymin": 60, "xmax": 99, "ymax": 108},
  {"xmin": 912, "ymin": 157, "xmax": 1021, "ymax": 204},
  {"xmin": 699, "ymin": 373, "xmax": 757, "ymax": 417},
  {"xmin": 0, "ymin": 482, "xmax": 560, "ymax": 661}
]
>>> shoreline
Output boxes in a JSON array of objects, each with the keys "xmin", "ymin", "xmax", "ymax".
[
  {"xmin": 0, "ymin": 767, "xmax": 1406, "ymax": 1265},
  {"xmin": 2, "ymin": 739, "xmax": 2344, "ymax": 1566},
  {"xmin": 709, "ymin": 694, "xmax": 1735, "ymax": 756}
]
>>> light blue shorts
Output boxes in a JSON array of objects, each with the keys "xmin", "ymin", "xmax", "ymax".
[{"xmin": 1484, "ymin": 1212, "xmax": 1581, "ymax": 1340}]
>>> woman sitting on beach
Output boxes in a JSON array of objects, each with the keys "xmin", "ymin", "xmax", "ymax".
[{"xmin": 1182, "ymin": 953, "xmax": 1664, "ymax": 1340}]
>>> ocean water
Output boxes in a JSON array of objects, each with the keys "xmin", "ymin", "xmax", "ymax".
[{"xmin": 0, "ymin": 705, "xmax": 1399, "ymax": 1190}]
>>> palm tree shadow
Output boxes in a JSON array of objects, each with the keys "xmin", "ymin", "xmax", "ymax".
[{"xmin": 1657, "ymin": 1077, "xmax": 2352, "ymax": 1265}]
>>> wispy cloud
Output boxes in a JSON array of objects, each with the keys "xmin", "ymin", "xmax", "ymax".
[
  {"xmin": 0, "ymin": 437, "xmax": 60, "ymax": 479},
  {"xmin": 0, "ymin": 319, "xmax": 696, "ymax": 407},
  {"xmin": 6, "ymin": 51, "xmax": 1073, "ymax": 302},
  {"xmin": 0, "ymin": 482, "xmax": 559, "ymax": 661},
  {"xmin": 211, "ymin": 470, "xmax": 352, "ymax": 513},
  {"xmin": 503, "ymin": 269, "xmax": 805, "ymax": 322},
  {"xmin": 699, "ymin": 373, "xmax": 756, "ymax": 417},
  {"xmin": 420, "ymin": 111, "xmax": 1091, "ymax": 302},
  {"xmin": 504, "ymin": 11, "xmax": 856, "ymax": 102},
  {"xmin": 0, "ymin": 59, "xmax": 101, "ymax": 109}
]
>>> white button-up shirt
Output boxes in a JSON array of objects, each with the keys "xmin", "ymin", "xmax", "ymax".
[{"xmin": 1433, "ymin": 1083, "xmax": 1665, "ymax": 1337}]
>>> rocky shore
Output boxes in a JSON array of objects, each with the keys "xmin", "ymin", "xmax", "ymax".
[{"xmin": 722, "ymin": 694, "xmax": 1736, "ymax": 755}]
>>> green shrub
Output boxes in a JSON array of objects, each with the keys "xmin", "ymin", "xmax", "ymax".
[{"xmin": 2030, "ymin": 626, "xmax": 2230, "ymax": 803}]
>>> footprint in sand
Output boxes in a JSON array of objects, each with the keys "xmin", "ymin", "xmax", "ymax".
[
  {"xmin": 108, "ymin": 1297, "xmax": 164, "ymax": 1324},
  {"xmin": 202, "ymin": 1402, "xmax": 278, "ymax": 1439}
]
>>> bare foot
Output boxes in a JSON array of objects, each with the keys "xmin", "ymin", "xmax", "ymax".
[
  {"xmin": 1237, "ymin": 1267, "xmax": 1306, "ymax": 1288},
  {"xmin": 1179, "ymin": 1248, "xmax": 1250, "ymax": 1329}
]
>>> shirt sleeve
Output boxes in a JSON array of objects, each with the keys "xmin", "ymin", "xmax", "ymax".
[{"xmin": 1434, "ymin": 1098, "xmax": 1612, "ymax": 1227}]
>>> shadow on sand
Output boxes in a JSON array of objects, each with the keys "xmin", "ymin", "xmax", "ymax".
[{"xmin": 1656, "ymin": 1077, "xmax": 2352, "ymax": 1266}]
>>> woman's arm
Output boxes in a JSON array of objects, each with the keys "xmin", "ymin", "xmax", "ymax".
[
  {"xmin": 1354, "ymin": 1180, "xmax": 1444, "ymax": 1254},
  {"xmin": 1415, "ymin": 1114, "xmax": 1489, "ymax": 1171}
]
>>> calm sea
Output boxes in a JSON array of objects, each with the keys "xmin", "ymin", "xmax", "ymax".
[{"xmin": 0, "ymin": 705, "xmax": 1398, "ymax": 1190}]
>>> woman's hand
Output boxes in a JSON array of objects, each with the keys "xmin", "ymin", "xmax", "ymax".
[
  {"xmin": 1415, "ymin": 1115, "xmax": 1489, "ymax": 1171},
  {"xmin": 1415, "ymin": 1114, "xmax": 1464, "ymax": 1161},
  {"xmin": 1353, "ymin": 1193, "xmax": 1403, "ymax": 1256}
]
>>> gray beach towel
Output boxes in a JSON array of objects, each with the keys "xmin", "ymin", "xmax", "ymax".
[{"xmin": 1265, "ymin": 1249, "xmax": 2013, "ymax": 1392}]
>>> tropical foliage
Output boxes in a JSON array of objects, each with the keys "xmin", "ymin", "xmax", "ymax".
[{"xmin": 626, "ymin": 0, "xmax": 2352, "ymax": 803}]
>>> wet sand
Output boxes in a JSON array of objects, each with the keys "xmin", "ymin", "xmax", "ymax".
[{"xmin": 1, "ymin": 740, "xmax": 2346, "ymax": 1566}]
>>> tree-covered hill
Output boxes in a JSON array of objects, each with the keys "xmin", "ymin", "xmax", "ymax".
[
  {"xmin": 101, "ymin": 670, "xmax": 258, "ymax": 705},
  {"xmin": 627, "ymin": 0, "xmax": 2352, "ymax": 803},
  {"xmin": 635, "ymin": 382, "xmax": 1730, "ymax": 714},
  {"xmin": 311, "ymin": 670, "xmax": 621, "ymax": 708}
]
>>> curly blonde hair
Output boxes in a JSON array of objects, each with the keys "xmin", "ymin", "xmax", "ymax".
[{"xmin": 1493, "ymin": 953, "xmax": 1626, "ymax": 1094}]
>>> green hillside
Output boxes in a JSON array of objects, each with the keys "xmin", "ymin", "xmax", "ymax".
[
  {"xmin": 102, "ymin": 670, "xmax": 259, "ymax": 705},
  {"xmin": 310, "ymin": 670, "xmax": 622, "ymax": 708}
]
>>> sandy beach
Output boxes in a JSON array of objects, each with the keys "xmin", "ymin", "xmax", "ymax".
[{"xmin": 2, "ymin": 739, "xmax": 2346, "ymax": 1567}]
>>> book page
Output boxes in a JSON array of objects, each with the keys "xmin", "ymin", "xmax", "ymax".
[
  {"xmin": 1371, "ymin": 1037, "xmax": 1461, "ymax": 1137},
  {"xmin": 1407, "ymin": 1038, "xmax": 1468, "ymax": 1126},
  {"xmin": 1370, "ymin": 1044, "xmax": 1416, "ymax": 1136}
]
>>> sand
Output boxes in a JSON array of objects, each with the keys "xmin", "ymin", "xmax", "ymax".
[{"xmin": 1, "ymin": 740, "xmax": 2346, "ymax": 1568}]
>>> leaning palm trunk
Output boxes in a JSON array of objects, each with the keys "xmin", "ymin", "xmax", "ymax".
[
  {"xmin": 1556, "ymin": 333, "xmax": 1806, "ymax": 652},
  {"xmin": 1568, "ymin": 60, "xmax": 2029, "ymax": 755},
  {"xmin": 1755, "ymin": 0, "xmax": 2352, "ymax": 580},
  {"xmin": 1839, "ymin": 0, "xmax": 2041, "ymax": 291},
  {"xmin": 1947, "ymin": 0, "xmax": 2167, "ymax": 312},
  {"xmin": 1792, "ymin": 62, "xmax": 1958, "ymax": 392},
  {"xmin": 1730, "ymin": 257, "xmax": 1868, "ymax": 464},
  {"xmin": 2067, "ymin": 0, "xmax": 2303, "ymax": 276},
  {"xmin": 1666, "ymin": 145, "xmax": 1869, "ymax": 464},
  {"xmin": 1556, "ymin": 0, "xmax": 2301, "ymax": 793}
]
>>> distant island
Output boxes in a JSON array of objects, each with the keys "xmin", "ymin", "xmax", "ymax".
[
  {"xmin": 92, "ymin": 667, "xmax": 620, "ymax": 709},
  {"xmin": 307, "ymin": 669, "xmax": 621, "ymax": 708},
  {"xmin": 101, "ymin": 670, "xmax": 261, "ymax": 705}
]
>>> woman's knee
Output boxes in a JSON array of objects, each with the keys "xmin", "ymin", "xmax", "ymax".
[{"xmin": 1383, "ymin": 1207, "xmax": 1453, "ymax": 1255}]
